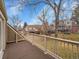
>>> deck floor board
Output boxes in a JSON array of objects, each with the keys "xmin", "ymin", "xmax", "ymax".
[{"xmin": 3, "ymin": 41, "xmax": 55, "ymax": 59}]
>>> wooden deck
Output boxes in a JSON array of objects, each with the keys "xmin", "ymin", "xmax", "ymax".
[{"xmin": 3, "ymin": 41, "xmax": 55, "ymax": 59}]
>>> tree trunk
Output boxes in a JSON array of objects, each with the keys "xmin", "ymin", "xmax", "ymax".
[
  {"xmin": 54, "ymin": 0, "xmax": 62, "ymax": 37},
  {"xmin": 55, "ymin": 15, "xmax": 59, "ymax": 37}
]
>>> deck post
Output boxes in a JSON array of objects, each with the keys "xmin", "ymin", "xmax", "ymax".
[
  {"xmin": 16, "ymin": 34, "xmax": 18, "ymax": 43},
  {"xmin": 32, "ymin": 33, "xmax": 34, "ymax": 45}
]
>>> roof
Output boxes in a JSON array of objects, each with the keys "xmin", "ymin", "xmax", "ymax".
[{"xmin": 0, "ymin": 0, "xmax": 8, "ymax": 20}]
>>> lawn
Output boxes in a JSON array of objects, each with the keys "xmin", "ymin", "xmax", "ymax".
[{"xmin": 52, "ymin": 33, "xmax": 79, "ymax": 41}]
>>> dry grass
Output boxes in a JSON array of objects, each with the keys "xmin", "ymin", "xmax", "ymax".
[{"xmin": 56, "ymin": 33, "xmax": 79, "ymax": 41}]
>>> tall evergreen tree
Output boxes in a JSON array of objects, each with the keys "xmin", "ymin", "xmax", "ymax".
[{"xmin": 23, "ymin": 22, "xmax": 27, "ymax": 29}]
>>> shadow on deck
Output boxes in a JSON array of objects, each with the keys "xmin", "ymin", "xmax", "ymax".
[{"xmin": 3, "ymin": 41, "xmax": 55, "ymax": 59}]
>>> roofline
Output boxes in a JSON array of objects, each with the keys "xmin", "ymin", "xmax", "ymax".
[
  {"xmin": 0, "ymin": 10, "xmax": 6, "ymax": 21},
  {"xmin": 0, "ymin": 0, "xmax": 8, "ymax": 21}
]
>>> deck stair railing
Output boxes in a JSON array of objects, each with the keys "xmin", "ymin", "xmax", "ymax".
[{"xmin": 7, "ymin": 23, "xmax": 26, "ymax": 42}]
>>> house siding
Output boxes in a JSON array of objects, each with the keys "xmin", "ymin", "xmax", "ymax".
[{"xmin": 0, "ymin": 10, "xmax": 7, "ymax": 59}]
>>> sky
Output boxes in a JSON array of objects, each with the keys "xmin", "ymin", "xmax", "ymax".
[
  {"xmin": 4, "ymin": 0, "xmax": 77, "ymax": 26},
  {"xmin": 4, "ymin": 0, "xmax": 46, "ymax": 25}
]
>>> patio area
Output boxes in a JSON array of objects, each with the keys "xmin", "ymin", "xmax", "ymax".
[{"xmin": 3, "ymin": 40, "xmax": 55, "ymax": 59}]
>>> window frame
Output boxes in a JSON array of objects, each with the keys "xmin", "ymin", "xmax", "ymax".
[{"xmin": 0, "ymin": 17, "xmax": 3, "ymax": 51}]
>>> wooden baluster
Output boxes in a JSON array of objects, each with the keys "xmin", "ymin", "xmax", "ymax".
[
  {"xmin": 16, "ymin": 34, "xmax": 18, "ymax": 43},
  {"xmin": 76, "ymin": 45, "xmax": 79, "ymax": 59},
  {"xmin": 44, "ymin": 37, "xmax": 47, "ymax": 54}
]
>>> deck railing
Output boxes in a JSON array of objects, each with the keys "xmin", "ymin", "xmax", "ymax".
[{"xmin": 25, "ymin": 33, "xmax": 79, "ymax": 59}]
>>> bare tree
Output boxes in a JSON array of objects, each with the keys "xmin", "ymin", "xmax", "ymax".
[
  {"xmin": 9, "ymin": 0, "xmax": 70, "ymax": 37},
  {"xmin": 18, "ymin": 0, "xmax": 67, "ymax": 37},
  {"xmin": 37, "ymin": 7, "xmax": 49, "ymax": 34},
  {"xmin": 10, "ymin": 15, "xmax": 22, "ymax": 30}
]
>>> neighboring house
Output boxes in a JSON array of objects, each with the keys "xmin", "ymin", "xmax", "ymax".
[
  {"xmin": 25, "ymin": 24, "xmax": 55, "ymax": 34},
  {"xmin": 53, "ymin": 19, "xmax": 79, "ymax": 33},
  {"xmin": 48, "ymin": 24, "xmax": 55, "ymax": 31},
  {"xmin": 58, "ymin": 20, "xmax": 66, "ymax": 31},
  {"xmin": 56, "ymin": 20, "xmax": 72, "ymax": 32},
  {"xmin": 64, "ymin": 20, "xmax": 72, "ymax": 30},
  {"xmin": 64, "ymin": 20, "xmax": 72, "ymax": 32},
  {"xmin": 25, "ymin": 25, "xmax": 42, "ymax": 33},
  {"xmin": 71, "ymin": 16, "xmax": 79, "ymax": 33}
]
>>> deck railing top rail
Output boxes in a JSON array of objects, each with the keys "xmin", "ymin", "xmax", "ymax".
[{"xmin": 30, "ymin": 33, "xmax": 79, "ymax": 45}]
